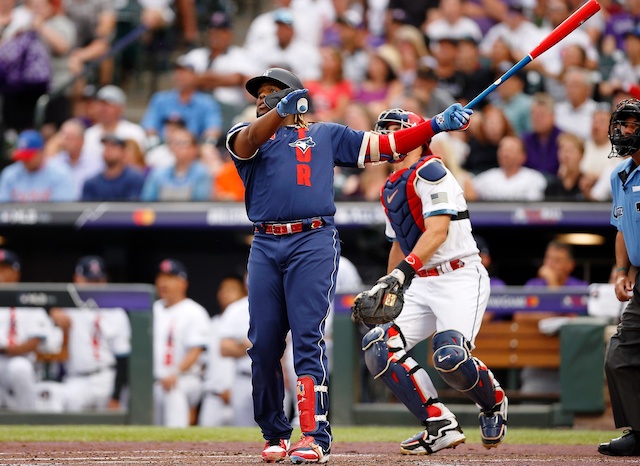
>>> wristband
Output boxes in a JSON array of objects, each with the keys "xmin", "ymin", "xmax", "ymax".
[
  {"xmin": 617, "ymin": 267, "xmax": 629, "ymax": 274},
  {"xmin": 405, "ymin": 253, "xmax": 423, "ymax": 272}
]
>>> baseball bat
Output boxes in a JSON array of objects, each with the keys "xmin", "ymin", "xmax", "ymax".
[{"xmin": 465, "ymin": 0, "xmax": 601, "ymax": 109}]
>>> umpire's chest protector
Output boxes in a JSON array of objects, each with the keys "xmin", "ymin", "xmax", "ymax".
[{"xmin": 382, "ymin": 155, "xmax": 441, "ymax": 255}]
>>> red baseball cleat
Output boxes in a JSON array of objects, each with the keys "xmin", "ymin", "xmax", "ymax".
[{"xmin": 262, "ymin": 438, "xmax": 290, "ymax": 463}]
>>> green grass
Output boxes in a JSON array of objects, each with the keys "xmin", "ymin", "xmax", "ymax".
[{"xmin": 0, "ymin": 425, "xmax": 621, "ymax": 445}]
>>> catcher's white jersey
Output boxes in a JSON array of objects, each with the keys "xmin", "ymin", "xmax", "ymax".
[
  {"xmin": 384, "ymin": 165, "xmax": 490, "ymax": 349},
  {"xmin": 60, "ymin": 307, "xmax": 131, "ymax": 375},
  {"xmin": 384, "ymin": 165, "xmax": 480, "ymax": 269},
  {"xmin": 153, "ymin": 298, "xmax": 210, "ymax": 379}
]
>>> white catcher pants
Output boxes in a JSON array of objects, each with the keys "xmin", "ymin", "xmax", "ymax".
[{"xmin": 394, "ymin": 258, "xmax": 490, "ymax": 352}]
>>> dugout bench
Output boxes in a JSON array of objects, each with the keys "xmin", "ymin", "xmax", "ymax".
[
  {"xmin": 0, "ymin": 283, "xmax": 155, "ymax": 425},
  {"xmin": 331, "ymin": 286, "xmax": 611, "ymax": 428}
]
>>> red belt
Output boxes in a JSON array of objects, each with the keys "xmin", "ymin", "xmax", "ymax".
[
  {"xmin": 416, "ymin": 259, "xmax": 465, "ymax": 277},
  {"xmin": 254, "ymin": 217, "xmax": 325, "ymax": 236}
]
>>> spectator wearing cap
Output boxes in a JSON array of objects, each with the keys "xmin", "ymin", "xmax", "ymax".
[
  {"xmin": 0, "ymin": 130, "xmax": 76, "ymax": 202},
  {"xmin": 141, "ymin": 127, "xmax": 212, "ymax": 202},
  {"xmin": 599, "ymin": 26, "xmax": 640, "ymax": 100},
  {"xmin": 0, "ymin": 248, "xmax": 62, "ymax": 412},
  {"xmin": 50, "ymin": 118, "xmax": 104, "ymax": 199},
  {"xmin": 182, "ymin": 11, "xmax": 257, "ymax": 134},
  {"xmin": 425, "ymin": 0, "xmax": 482, "ymax": 43},
  {"xmin": 140, "ymin": 54, "xmax": 222, "ymax": 146},
  {"xmin": 82, "ymin": 85, "xmax": 147, "ymax": 164},
  {"xmin": 152, "ymin": 258, "xmax": 209, "ymax": 427},
  {"xmin": 247, "ymin": 8, "xmax": 321, "ymax": 82},
  {"xmin": 47, "ymin": 254, "xmax": 132, "ymax": 412},
  {"xmin": 81, "ymin": 133, "xmax": 146, "ymax": 201}
]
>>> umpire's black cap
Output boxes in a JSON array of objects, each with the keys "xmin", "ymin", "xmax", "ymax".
[{"xmin": 245, "ymin": 68, "xmax": 304, "ymax": 98}]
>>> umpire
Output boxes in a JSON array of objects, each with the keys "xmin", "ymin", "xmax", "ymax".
[{"xmin": 599, "ymin": 98, "xmax": 640, "ymax": 457}]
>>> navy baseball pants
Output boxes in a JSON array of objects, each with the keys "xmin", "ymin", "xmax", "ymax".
[{"xmin": 247, "ymin": 223, "xmax": 339, "ymax": 449}]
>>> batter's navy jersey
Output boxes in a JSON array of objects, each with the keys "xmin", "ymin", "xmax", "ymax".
[
  {"xmin": 611, "ymin": 158, "xmax": 640, "ymax": 265},
  {"xmin": 227, "ymin": 122, "xmax": 367, "ymax": 222}
]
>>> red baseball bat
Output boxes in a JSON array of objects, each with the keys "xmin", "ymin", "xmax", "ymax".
[{"xmin": 466, "ymin": 0, "xmax": 601, "ymax": 109}]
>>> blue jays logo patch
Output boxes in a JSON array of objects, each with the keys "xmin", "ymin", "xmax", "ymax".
[{"xmin": 289, "ymin": 136, "xmax": 316, "ymax": 153}]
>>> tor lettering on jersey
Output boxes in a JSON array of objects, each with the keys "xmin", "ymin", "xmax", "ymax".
[{"xmin": 290, "ymin": 134, "xmax": 316, "ymax": 187}]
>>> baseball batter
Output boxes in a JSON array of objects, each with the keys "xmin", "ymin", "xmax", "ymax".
[
  {"xmin": 358, "ymin": 109, "xmax": 507, "ymax": 455},
  {"xmin": 225, "ymin": 68, "xmax": 472, "ymax": 464},
  {"xmin": 152, "ymin": 259, "xmax": 210, "ymax": 427}
]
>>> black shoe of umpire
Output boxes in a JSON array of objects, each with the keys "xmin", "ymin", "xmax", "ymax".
[{"xmin": 598, "ymin": 430, "xmax": 640, "ymax": 456}]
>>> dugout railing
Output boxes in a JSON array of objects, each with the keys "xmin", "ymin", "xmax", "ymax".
[{"xmin": 0, "ymin": 283, "xmax": 155, "ymax": 425}]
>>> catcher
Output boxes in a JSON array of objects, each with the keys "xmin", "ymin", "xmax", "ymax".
[{"xmin": 351, "ymin": 108, "xmax": 508, "ymax": 455}]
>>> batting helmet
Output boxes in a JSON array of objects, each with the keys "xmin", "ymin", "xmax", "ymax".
[
  {"xmin": 245, "ymin": 68, "xmax": 304, "ymax": 98},
  {"xmin": 374, "ymin": 108, "xmax": 425, "ymax": 134},
  {"xmin": 609, "ymin": 98, "xmax": 640, "ymax": 157}
]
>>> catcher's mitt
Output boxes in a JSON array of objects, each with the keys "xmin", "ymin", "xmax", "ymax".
[{"xmin": 350, "ymin": 279, "xmax": 405, "ymax": 326}]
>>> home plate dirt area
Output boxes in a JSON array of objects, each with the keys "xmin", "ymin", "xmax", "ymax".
[{"xmin": 0, "ymin": 442, "xmax": 637, "ymax": 465}]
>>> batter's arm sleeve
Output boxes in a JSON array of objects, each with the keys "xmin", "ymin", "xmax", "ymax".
[
  {"xmin": 364, "ymin": 119, "xmax": 437, "ymax": 164},
  {"xmin": 111, "ymin": 354, "xmax": 129, "ymax": 402}
]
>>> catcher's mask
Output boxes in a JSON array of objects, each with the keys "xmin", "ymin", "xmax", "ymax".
[
  {"xmin": 374, "ymin": 108, "xmax": 425, "ymax": 134},
  {"xmin": 609, "ymin": 98, "xmax": 640, "ymax": 157},
  {"xmin": 245, "ymin": 67, "xmax": 303, "ymax": 98}
]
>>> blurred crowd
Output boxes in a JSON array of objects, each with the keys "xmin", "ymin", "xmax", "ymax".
[{"xmin": 1, "ymin": 0, "xmax": 639, "ymax": 203}]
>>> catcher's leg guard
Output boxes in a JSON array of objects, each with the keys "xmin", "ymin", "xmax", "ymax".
[
  {"xmin": 362, "ymin": 323, "xmax": 439, "ymax": 422},
  {"xmin": 432, "ymin": 329, "xmax": 497, "ymax": 411},
  {"xmin": 296, "ymin": 375, "xmax": 328, "ymax": 434}
]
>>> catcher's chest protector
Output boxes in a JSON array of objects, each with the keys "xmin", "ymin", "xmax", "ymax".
[{"xmin": 382, "ymin": 155, "xmax": 438, "ymax": 255}]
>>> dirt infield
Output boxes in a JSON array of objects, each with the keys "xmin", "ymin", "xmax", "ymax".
[{"xmin": 0, "ymin": 441, "xmax": 637, "ymax": 465}]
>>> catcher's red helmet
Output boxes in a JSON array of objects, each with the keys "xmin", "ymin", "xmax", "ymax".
[{"xmin": 374, "ymin": 108, "xmax": 425, "ymax": 134}]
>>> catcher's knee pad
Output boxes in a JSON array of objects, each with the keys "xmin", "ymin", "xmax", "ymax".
[
  {"xmin": 362, "ymin": 324, "xmax": 438, "ymax": 423},
  {"xmin": 432, "ymin": 330, "xmax": 496, "ymax": 410},
  {"xmin": 296, "ymin": 375, "xmax": 328, "ymax": 434}
]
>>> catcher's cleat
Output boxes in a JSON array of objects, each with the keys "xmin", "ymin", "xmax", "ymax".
[
  {"xmin": 262, "ymin": 438, "xmax": 290, "ymax": 463},
  {"xmin": 479, "ymin": 388, "xmax": 508, "ymax": 449},
  {"xmin": 400, "ymin": 411, "xmax": 466, "ymax": 455},
  {"xmin": 288, "ymin": 435, "xmax": 330, "ymax": 464}
]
